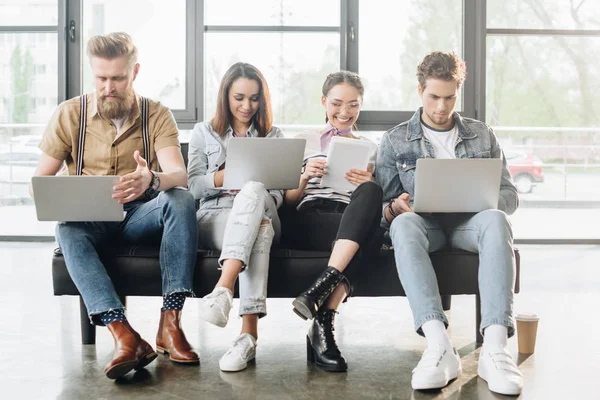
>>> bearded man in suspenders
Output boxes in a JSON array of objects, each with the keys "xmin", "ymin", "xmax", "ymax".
[{"xmin": 31, "ymin": 32, "xmax": 199, "ymax": 379}]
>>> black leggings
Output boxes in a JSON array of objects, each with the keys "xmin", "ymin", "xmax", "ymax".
[{"xmin": 281, "ymin": 181, "xmax": 384, "ymax": 287}]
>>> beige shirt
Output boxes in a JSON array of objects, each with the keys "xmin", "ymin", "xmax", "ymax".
[{"xmin": 39, "ymin": 92, "xmax": 180, "ymax": 176}]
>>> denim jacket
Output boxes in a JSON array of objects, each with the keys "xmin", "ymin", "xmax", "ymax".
[
  {"xmin": 188, "ymin": 120, "xmax": 284, "ymax": 210},
  {"xmin": 376, "ymin": 108, "xmax": 518, "ymax": 224}
]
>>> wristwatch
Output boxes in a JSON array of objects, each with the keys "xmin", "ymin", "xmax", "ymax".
[{"xmin": 149, "ymin": 170, "xmax": 160, "ymax": 191}]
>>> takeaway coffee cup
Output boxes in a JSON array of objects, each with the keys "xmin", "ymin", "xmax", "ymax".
[{"xmin": 516, "ymin": 313, "xmax": 539, "ymax": 354}]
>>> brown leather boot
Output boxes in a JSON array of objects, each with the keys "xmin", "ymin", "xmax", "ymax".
[
  {"xmin": 156, "ymin": 310, "xmax": 199, "ymax": 364},
  {"xmin": 104, "ymin": 321, "xmax": 158, "ymax": 379}
]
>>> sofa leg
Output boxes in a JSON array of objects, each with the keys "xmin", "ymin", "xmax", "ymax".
[
  {"xmin": 475, "ymin": 293, "xmax": 483, "ymax": 344},
  {"xmin": 80, "ymin": 297, "xmax": 96, "ymax": 345},
  {"xmin": 441, "ymin": 295, "xmax": 452, "ymax": 311}
]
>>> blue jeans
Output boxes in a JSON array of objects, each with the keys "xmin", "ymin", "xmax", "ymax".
[
  {"xmin": 56, "ymin": 188, "xmax": 198, "ymax": 325},
  {"xmin": 389, "ymin": 209, "xmax": 516, "ymax": 337}
]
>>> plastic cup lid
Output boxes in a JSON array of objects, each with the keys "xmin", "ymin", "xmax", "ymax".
[{"xmin": 516, "ymin": 312, "xmax": 539, "ymax": 321}]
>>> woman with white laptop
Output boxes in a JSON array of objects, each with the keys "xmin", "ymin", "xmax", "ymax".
[
  {"xmin": 187, "ymin": 62, "xmax": 283, "ymax": 372},
  {"xmin": 283, "ymin": 71, "xmax": 384, "ymax": 372}
]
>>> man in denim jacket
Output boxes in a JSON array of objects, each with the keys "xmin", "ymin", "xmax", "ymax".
[{"xmin": 376, "ymin": 51, "xmax": 522, "ymax": 396}]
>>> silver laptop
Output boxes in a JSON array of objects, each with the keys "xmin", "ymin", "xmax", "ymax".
[
  {"xmin": 412, "ymin": 158, "xmax": 502, "ymax": 213},
  {"xmin": 223, "ymin": 137, "xmax": 306, "ymax": 190},
  {"xmin": 31, "ymin": 176, "xmax": 125, "ymax": 221}
]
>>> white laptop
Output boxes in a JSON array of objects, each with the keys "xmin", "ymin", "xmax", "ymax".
[
  {"xmin": 31, "ymin": 176, "xmax": 125, "ymax": 221},
  {"xmin": 412, "ymin": 158, "xmax": 502, "ymax": 213},
  {"xmin": 223, "ymin": 137, "xmax": 306, "ymax": 190}
]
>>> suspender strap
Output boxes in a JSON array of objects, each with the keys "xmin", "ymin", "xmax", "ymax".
[
  {"xmin": 76, "ymin": 95, "xmax": 87, "ymax": 176},
  {"xmin": 76, "ymin": 95, "xmax": 150, "ymax": 175},
  {"xmin": 141, "ymin": 97, "xmax": 150, "ymax": 163}
]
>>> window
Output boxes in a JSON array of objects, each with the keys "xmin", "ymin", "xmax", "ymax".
[
  {"xmin": 203, "ymin": 0, "xmax": 342, "ymax": 126},
  {"xmin": 204, "ymin": 0, "xmax": 340, "ymax": 26},
  {"xmin": 33, "ymin": 64, "xmax": 46, "ymax": 75},
  {"xmin": 486, "ymin": 0, "xmax": 600, "ymax": 241},
  {"xmin": 359, "ymin": 0, "xmax": 463, "ymax": 112},
  {"xmin": 204, "ymin": 32, "xmax": 339, "ymax": 126},
  {"xmin": 0, "ymin": 33, "xmax": 57, "ymax": 125},
  {"xmin": 81, "ymin": 0, "xmax": 188, "ymax": 111},
  {"xmin": 0, "ymin": 0, "xmax": 57, "ymax": 26},
  {"xmin": 488, "ymin": 0, "xmax": 600, "ymax": 30},
  {"xmin": 0, "ymin": 29, "xmax": 57, "ymax": 236}
]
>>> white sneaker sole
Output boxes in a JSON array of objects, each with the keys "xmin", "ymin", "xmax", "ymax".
[
  {"xmin": 478, "ymin": 366, "xmax": 522, "ymax": 396},
  {"xmin": 220, "ymin": 357, "xmax": 255, "ymax": 372},
  {"xmin": 412, "ymin": 367, "xmax": 462, "ymax": 390}
]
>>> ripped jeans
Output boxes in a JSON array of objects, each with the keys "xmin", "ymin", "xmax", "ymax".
[{"xmin": 197, "ymin": 181, "xmax": 280, "ymax": 318}]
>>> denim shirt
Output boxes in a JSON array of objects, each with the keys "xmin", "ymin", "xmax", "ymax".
[
  {"xmin": 188, "ymin": 120, "xmax": 284, "ymax": 210},
  {"xmin": 376, "ymin": 108, "xmax": 518, "ymax": 226}
]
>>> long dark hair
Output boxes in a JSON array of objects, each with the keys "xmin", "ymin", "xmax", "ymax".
[{"xmin": 211, "ymin": 62, "xmax": 273, "ymax": 137}]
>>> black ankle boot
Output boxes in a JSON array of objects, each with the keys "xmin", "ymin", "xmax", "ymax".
[
  {"xmin": 292, "ymin": 267, "xmax": 349, "ymax": 320},
  {"xmin": 306, "ymin": 309, "xmax": 347, "ymax": 372}
]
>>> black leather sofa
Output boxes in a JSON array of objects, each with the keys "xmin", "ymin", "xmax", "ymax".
[{"xmin": 51, "ymin": 143, "xmax": 521, "ymax": 345}]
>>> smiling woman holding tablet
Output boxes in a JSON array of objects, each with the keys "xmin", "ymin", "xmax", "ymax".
[
  {"xmin": 187, "ymin": 62, "xmax": 283, "ymax": 372},
  {"xmin": 283, "ymin": 71, "xmax": 384, "ymax": 372}
]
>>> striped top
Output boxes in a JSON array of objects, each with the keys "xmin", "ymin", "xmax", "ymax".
[{"xmin": 296, "ymin": 131, "xmax": 377, "ymax": 210}]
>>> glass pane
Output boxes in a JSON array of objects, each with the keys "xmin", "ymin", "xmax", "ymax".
[
  {"xmin": 82, "ymin": 0, "xmax": 186, "ymax": 110},
  {"xmin": 359, "ymin": 0, "xmax": 463, "ymax": 111},
  {"xmin": 205, "ymin": 0, "xmax": 340, "ymax": 26},
  {"xmin": 204, "ymin": 32, "xmax": 340, "ymax": 126},
  {"xmin": 0, "ymin": 0, "xmax": 58, "ymax": 26},
  {"xmin": 0, "ymin": 32, "xmax": 57, "ymax": 236},
  {"xmin": 487, "ymin": 35, "xmax": 600, "ymax": 239},
  {"xmin": 488, "ymin": 0, "xmax": 600, "ymax": 30}
]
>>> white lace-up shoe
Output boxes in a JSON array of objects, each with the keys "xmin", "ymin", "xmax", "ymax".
[
  {"xmin": 478, "ymin": 345, "xmax": 523, "ymax": 395},
  {"xmin": 219, "ymin": 333, "xmax": 257, "ymax": 372},
  {"xmin": 411, "ymin": 345, "xmax": 462, "ymax": 390},
  {"xmin": 199, "ymin": 287, "xmax": 233, "ymax": 327}
]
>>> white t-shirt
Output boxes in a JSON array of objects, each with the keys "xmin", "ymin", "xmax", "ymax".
[
  {"xmin": 421, "ymin": 122, "xmax": 458, "ymax": 159},
  {"xmin": 111, "ymin": 117, "xmax": 127, "ymax": 135}
]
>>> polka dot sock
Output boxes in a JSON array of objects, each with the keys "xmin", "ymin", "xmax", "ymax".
[
  {"xmin": 99, "ymin": 309, "xmax": 126, "ymax": 326},
  {"xmin": 162, "ymin": 292, "xmax": 186, "ymax": 311}
]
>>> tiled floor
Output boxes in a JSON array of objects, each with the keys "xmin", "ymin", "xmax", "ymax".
[{"xmin": 1, "ymin": 242, "xmax": 598, "ymax": 399}]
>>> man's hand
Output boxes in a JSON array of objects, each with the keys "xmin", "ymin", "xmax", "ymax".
[
  {"xmin": 393, "ymin": 192, "xmax": 413, "ymax": 214},
  {"xmin": 301, "ymin": 158, "xmax": 327, "ymax": 182},
  {"xmin": 112, "ymin": 150, "xmax": 153, "ymax": 204},
  {"xmin": 345, "ymin": 165, "xmax": 373, "ymax": 186}
]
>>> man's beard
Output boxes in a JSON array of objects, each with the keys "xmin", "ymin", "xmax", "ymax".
[{"xmin": 98, "ymin": 90, "xmax": 135, "ymax": 119}]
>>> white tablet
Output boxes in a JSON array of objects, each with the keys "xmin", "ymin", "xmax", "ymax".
[{"xmin": 320, "ymin": 136, "xmax": 375, "ymax": 192}]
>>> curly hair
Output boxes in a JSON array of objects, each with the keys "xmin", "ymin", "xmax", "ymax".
[{"xmin": 417, "ymin": 51, "xmax": 467, "ymax": 89}]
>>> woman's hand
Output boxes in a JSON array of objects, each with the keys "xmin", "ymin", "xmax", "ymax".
[
  {"xmin": 301, "ymin": 158, "xmax": 327, "ymax": 182},
  {"xmin": 213, "ymin": 169, "xmax": 225, "ymax": 188},
  {"xmin": 345, "ymin": 165, "xmax": 372, "ymax": 186}
]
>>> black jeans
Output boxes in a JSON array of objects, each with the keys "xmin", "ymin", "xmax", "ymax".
[{"xmin": 281, "ymin": 180, "xmax": 384, "ymax": 288}]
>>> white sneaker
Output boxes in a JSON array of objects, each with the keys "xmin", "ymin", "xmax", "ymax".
[
  {"xmin": 478, "ymin": 345, "xmax": 523, "ymax": 396},
  {"xmin": 412, "ymin": 345, "xmax": 462, "ymax": 390},
  {"xmin": 199, "ymin": 287, "xmax": 233, "ymax": 327},
  {"xmin": 219, "ymin": 333, "xmax": 257, "ymax": 372}
]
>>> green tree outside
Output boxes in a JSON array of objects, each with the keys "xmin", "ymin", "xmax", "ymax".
[{"xmin": 10, "ymin": 45, "xmax": 34, "ymax": 124}]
